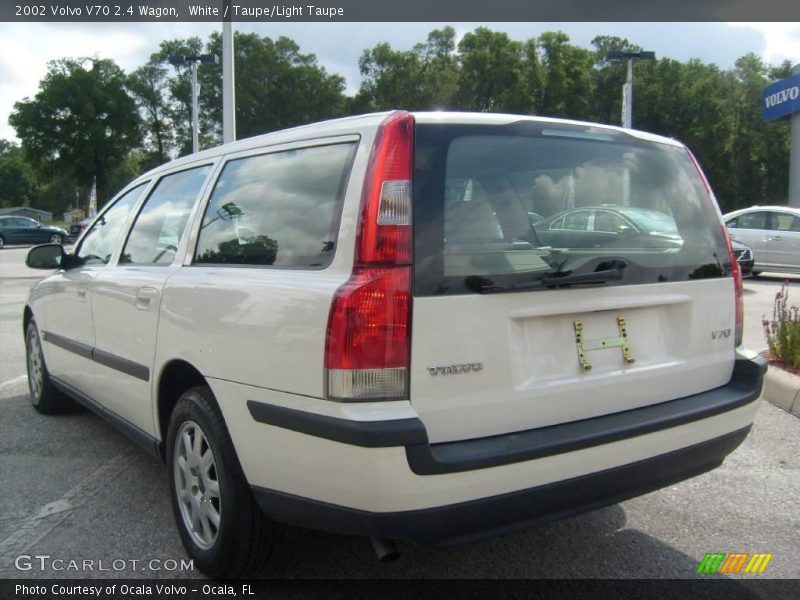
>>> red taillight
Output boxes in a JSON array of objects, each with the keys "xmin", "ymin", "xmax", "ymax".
[
  {"xmin": 687, "ymin": 148, "xmax": 743, "ymax": 346},
  {"xmin": 325, "ymin": 111, "xmax": 414, "ymax": 401},
  {"xmin": 723, "ymin": 226, "xmax": 744, "ymax": 346},
  {"xmin": 355, "ymin": 111, "xmax": 414, "ymax": 266}
]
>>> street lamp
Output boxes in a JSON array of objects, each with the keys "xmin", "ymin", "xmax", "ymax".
[
  {"xmin": 605, "ymin": 50, "xmax": 655, "ymax": 129},
  {"xmin": 168, "ymin": 53, "xmax": 219, "ymax": 153}
]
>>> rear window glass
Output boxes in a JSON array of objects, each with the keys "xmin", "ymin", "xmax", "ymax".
[
  {"xmin": 413, "ymin": 122, "xmax": 731, "ymax": 296},
  {"xmin": 194, "ymin": 142, "xmax": 356, "ymax": 268}
]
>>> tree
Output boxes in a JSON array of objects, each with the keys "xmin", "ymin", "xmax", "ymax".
[
  {"xmin": 202, "ymin": 32, "xmax": 346, "ymax": 140},
  {"xmin": 356, "ymin": 27, "xmax": 460, "ymax": 111},
  {"xmin": 538, "ymin": 31, "xmax": 595, "ymax": 120},
  {"xmin": 0, "ymin": 141, "xmax": 39, "ymax": 208},
  {"xmin": 456, "ymin": 28, "xmax": 530, "ymax": 113},
  {"xmin": 127, "ymin": 61, "xmax": 173, "ymax": 168},
  {"xmin": 9, "ymin": 58, "xmax": 142, "ymax": 204}
]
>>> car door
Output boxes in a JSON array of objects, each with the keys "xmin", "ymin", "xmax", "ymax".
[
  {"xmin": 15, "ymin": 217, "xmax": 46, "ymax": 244},
  {"xmin": 90, "ymin": 164, "xmax": 214, "ymax": 435},
  {"xmin": 35, "ymin": 184, "xmax": 148, "ymax": 393},
  {"xmin": 764, "ymin": 211, "xmax": 800, "ymax": 269},
  {"xmin": 1, "ymin": 217, "xmax": 29, "ymax": 243},
  {"xmin": 726, "ymin": 211, "xmax": 770, "ymax": 262}
]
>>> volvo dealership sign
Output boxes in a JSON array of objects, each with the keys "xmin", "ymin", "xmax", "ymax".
[{"xmin": 763, "ymin": 73, "xmax": 800, "ymax": 121}]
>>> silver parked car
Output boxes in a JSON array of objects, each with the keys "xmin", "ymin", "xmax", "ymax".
[{"xmin": 724, "ymin": 206, "xmax": 800, "ymax": 276}]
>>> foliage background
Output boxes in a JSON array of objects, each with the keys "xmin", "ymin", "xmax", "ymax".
[{"xmin": 0, "ymin": 28, "xmax": 793, "ymax": 218}]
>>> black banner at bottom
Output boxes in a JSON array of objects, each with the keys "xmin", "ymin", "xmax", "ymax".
[{"xmin": 2, "ymin": 579, "xmax": 799, "ymax": 600}]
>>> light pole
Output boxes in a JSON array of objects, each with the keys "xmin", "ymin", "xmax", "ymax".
[
  {"xmin": 605, "ymin": 51, "xmax": 655, "ymax": 129},
  {"xmin": 169, "ymin": 53, "xmax": 219, "ymax": 153}
]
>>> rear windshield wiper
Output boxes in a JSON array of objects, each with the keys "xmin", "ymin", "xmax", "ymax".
[{"xmin": 479, "ymin": 268, "xmax": 624, "ymax": 293}]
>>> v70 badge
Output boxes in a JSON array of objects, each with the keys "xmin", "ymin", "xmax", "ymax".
[{"xmin": 573, "ymin": 317, "xmax": 635, "ymax": 371}]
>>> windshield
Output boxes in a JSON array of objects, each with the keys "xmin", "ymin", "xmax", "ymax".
[{"xmin": 413, "ymin": 121, "xmax": 730, "ymax": 295}]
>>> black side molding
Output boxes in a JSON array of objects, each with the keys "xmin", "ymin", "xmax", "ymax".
[
  {"xmin": 43, "ymin": 331, "xmax": 92, "ymax": 359},
  {"xmin": 406, "ymin": 356, "xmax": 766, "ymax": 475},
  {"xmin": 51, "ymin": 376, "xmax": 162, "ymax": 460},
  {"xmin": 246, "ymin": 401, "xmax": 428, "ymax": 448},
  {"xmin": 93, "ymin": 348, "xmax": 149, "ymax": 381},
  {"xmin": 43, "ymin": 330, "xmax": 150, "ymax": 382}
]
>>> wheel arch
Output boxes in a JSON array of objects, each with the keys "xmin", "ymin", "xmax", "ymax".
[
  {"xmin": 156, "ymin": 359, "xmax": 209, "ymax": 460},
  {"xmin": 23, "ymin": 305, "xmax": 34, "ymax": 336}
]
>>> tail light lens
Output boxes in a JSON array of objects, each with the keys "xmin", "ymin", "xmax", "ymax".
[
  {"xmin": 722, "ymin": 226, "xmax": 744, "ymax": 346},
  {"xmin": 687, "ymin": 148, "xmax": 743, "ymax": 346},
  {"xmin": 325, "ymin": 112, "xmax": 414, "ymax": 401}
]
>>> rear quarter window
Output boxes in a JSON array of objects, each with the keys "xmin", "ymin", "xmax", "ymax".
[{"xmin": 194, "ymin": 142, "xmax": 356, "ymax": 268}]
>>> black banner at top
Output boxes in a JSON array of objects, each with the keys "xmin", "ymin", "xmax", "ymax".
[{"xmin": 2, "ymin": 0, "xmax": 800, "ymax": 22}]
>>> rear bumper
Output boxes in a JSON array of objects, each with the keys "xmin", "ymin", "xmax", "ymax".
[
  {"xmin": 247, "ymin": 354, "xmax": 766, "ymax": 544},
  {"xmin": 252, "ymin": 426, "xmax": 750, "ymax": 545}
]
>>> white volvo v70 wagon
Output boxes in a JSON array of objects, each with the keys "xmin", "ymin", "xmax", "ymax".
[{"xmin": 24, "ymin": 111, "xmax": 766, "ymax": 577}]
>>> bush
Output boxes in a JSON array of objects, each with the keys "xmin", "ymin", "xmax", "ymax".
[{"xmin": 763, "ymin": 282, "xmax": 800, "ymax": 369}]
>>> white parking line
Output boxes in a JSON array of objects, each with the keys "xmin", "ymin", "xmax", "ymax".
[
  {"xmin": 0, "ymin": 375, "xmax": 26, "ymax": 396},
  {"xmin": 0, "ymin": 452, "xmax": 134, "ymax": 569}
]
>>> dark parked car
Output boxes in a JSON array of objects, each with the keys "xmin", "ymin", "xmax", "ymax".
[
  {"xmin": 731, "ymin": 239, "xmax": 754, "ymax": 277},
  {"xmin": 0, "ymin": 216, "xmax": 68, "ymax": 249},
  {"xmin": 532, "ymin": 206, "xmax": 683, "ymax": 249}
]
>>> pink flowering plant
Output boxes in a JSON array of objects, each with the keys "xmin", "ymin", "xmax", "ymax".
[{"xmin": 763, "ymin": 281, "xmax": 800, "ymax": 369}]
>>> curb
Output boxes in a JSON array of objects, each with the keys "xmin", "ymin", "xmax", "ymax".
[{"xmin": 763, "ymin": 366, "xmax": 800, "ymax": 417}]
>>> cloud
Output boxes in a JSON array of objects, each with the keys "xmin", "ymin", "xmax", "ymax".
[{"xmin": 728, "ymin": 22, "xmax": 800, "ymax": 67}]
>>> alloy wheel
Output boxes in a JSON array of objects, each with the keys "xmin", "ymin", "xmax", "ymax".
[
  {"xmin": 173, "ymin": 420, "xmax": 222, "ymax": 550},
  {"xmin": 27, "ymin": 327, "xmax": 43, "ymax": 402}
]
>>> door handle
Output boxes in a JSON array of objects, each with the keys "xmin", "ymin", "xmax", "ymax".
[
  {"xmin": 77, "ymin": 284, "xmax": 88, "ymax": 302},
  {"xmin": 769, "ymin": 236, "xmax": 783, "ymax": 241},
  {"xmin": 135, "ymin": 287, "xmax": 159, "ymax": 311}
]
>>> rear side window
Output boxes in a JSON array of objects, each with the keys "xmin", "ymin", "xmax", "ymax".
[
  {"xmin": 413, "ymin": 122, "xmax": 731, "ymax": 295},
  {"xmin": 771, "ymin": 212, "xmax": 800, "ymax": 232},
  {"xmin": 121, "ymin": 166, "xmax": 211, "ymax": 265},
  {"xmin": 194, "ymin": 143, "xmax": 356, "ymax": 268}
]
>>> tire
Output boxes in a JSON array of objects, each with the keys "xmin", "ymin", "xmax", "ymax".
[
  {"xmin": 25, "ymin": 320, "xmax": 70, "ymax": 414},
  {"xmin": 750, "ymin": 271, "xmax": 761, "ymax": 278},
  {"xmin": 49, "ymin": 234, "xmax": 63, "ymax": 245},
  {"xmin": 0, "ymin": 235, "xmax": 5, "ymax": 249},
  {"xmin": 166, "ymin": 386, "xmax": 274, "ymax": 578}
]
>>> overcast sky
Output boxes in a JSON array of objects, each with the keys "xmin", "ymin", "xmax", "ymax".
[{"xmin": 1, "ymin": 21, "xmax": 799, "ymax": 141}]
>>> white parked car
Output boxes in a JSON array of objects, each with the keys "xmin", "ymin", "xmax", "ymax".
[
  {"xmin": 724, "ymin": 205, "xmax": 800, "ymax": 276},
  {"xmin": 24, "ymin": 111, "xmax": 765, "ymax": 577}
]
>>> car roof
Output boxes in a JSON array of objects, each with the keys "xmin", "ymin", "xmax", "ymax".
[
  {"xmin": 135, "ymin": 111, "xmax": 686, "ymax": 182},
  {"xmin": 724, "ymin": 206, "xmax": 800, "ymax": 218}
]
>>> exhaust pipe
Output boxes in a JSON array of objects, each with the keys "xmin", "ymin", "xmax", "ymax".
[{"xmin": 370, "ymin": 537, "xmax": 399, "ymax": 562}]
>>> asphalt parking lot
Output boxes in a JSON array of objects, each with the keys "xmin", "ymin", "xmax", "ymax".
[{"xmin": 1, "ymin": 246, "xmax": 798, "ymax": 582}]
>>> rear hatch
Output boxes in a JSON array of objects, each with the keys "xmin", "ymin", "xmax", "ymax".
[{"xmin": 410, "ymin": 117, "xmax": 737, "ymax": 443}]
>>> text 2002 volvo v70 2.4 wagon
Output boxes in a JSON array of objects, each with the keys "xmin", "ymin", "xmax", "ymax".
[{"xmin": 24, "ymin": 111, "xmax": 766, "ymax": 577}]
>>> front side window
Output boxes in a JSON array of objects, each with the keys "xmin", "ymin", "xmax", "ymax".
[
  {"xmin": 17, "ymin": 218, "xmax": 38, "ymax": 228},
  {"xmin": 120, "ymin": 166, "xmax": 211, "ymax": 265},
  {"xmin": 195, "ymin": 143, "xmax": 355, "ymax": 268},
  {"xmin": 727, "ymin": 212, "xmax": 769, "ymax": 230},
  {"xmin": 75, "ymin": 183, "xmax": 147, "ymax": 266},
  {"xmin": 414, "ymin": 122, "xmax": 730, "ymax": 295}
]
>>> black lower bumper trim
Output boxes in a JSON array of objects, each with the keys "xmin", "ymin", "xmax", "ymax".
[
  {"xmin": 407, "ymin": 356, "xmax": 765, "ymax": 475},
  {"xmin": 252, "ymin": 426, "xmax": 750, "ymax": 545}
]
